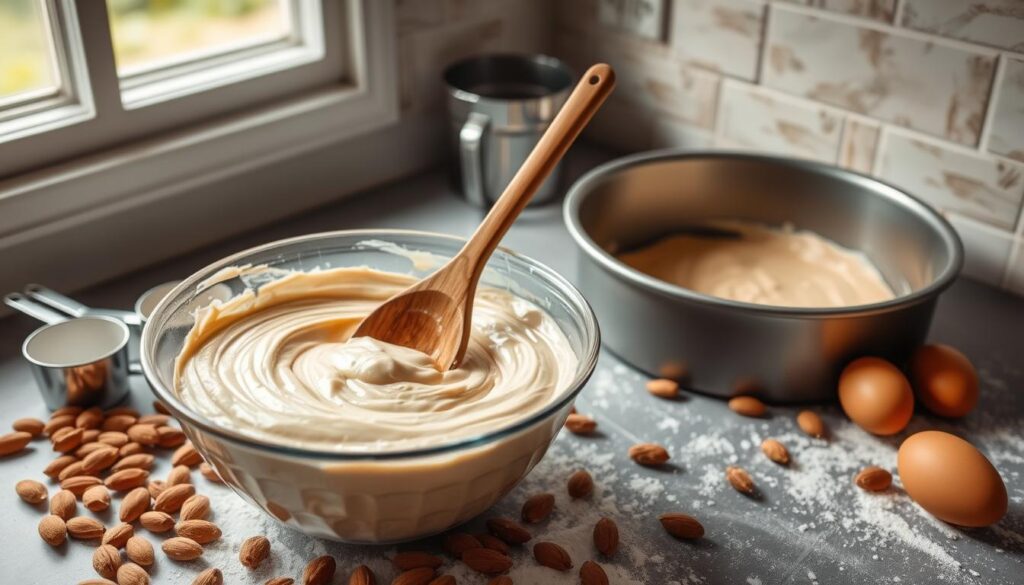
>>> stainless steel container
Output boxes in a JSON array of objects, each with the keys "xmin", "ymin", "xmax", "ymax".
[
  {"xmin": 564, "ymin": 151, "xmax": 963, "ymax": 403},
  {"xmin": 444, "ymin": 54, "xmax": 573, "ymax": 207}
]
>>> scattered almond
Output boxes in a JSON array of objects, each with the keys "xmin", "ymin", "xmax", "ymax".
[
  {"xmin": 157, "ymin": 426, "xmax": 187, "ymax": 448},
  {"xmin": 82, "ymin": 428, "xmax": 101, "ymax": 443},
  {"xmin": 126, "ymin": 535, "xmax": 155, "ymax": 566},
  {"xmin": 175, "ymin": 519, "xmax": 222, "ymax": 544},
  {"xmin": 80, "ymin": 578, "xmax": 117, "ymax": 585},
  {"xmin": 593, "ymin": 517, "xmax": 618, "ymax": 556},
  {"xmin": 521, "ymin": 493, "xmax": 555, "ymax": 524},
  {"xmin": 38, "ymin": 514, "xmax": 67, "ymax": 546},
  {"xmin": 105, "ymin": 468, "xmax": 150, "ymax": 492},
  {"xmin": 442, "ymin": 532, "xmax": 481, "ymax": 558},
  {"xmin": 44, "ymin": 454, "xmax": 77, "ymax": 478},
  {"xmin": 43, "ymin": 415, "xmax": 75, "ymax": 436},
  {"xmin": 77, "ymin": 441, "xmax": 111, "ymax": 458},
  {"xmin": 120, "ymin": 487, "xmax": 151, "ymax": 522},
  {"xmin": 67, "ymin": 516, "xmax": 106, "ymax": 540},
  {"xmin": 51, "ymin": 405, "xmax": 83, "ymax": 417},
  {"xmin": 303, "ymin": 555, "xmax": 336, "ymax": 585},
  {"xmin": 166, "ymin": 465, "xmax": 191, "ymax": 487},
  {"xmin": 12, "ymin": 417, "xmax": 45, "ymax": 436},
  {"xmin": 172, "ymin": 442, "xmax": 202, "ymax": 467},
  {"xmin": 391, "ymin": 567, "xmax": 435, "ymax": 585},
  {"xmin": 82, "ymin": 446, "xmax": 120, "ymax": 473},
  {"xmin": 726, "ymin": 465, "xmax": 756, "ymax": 496},
  {"xmin": 139, "ymin": 511, "xmax": 175, "ymax": 533},
  {"xmin": 153, "ymin": 483, "xmax": 194, "ymax": 512},
  {"xmin": 51, "ymin": 426, "xmax": 85, "ymax": 452},
  {"xmin": 62, "ymin": 475, "xmax": 103, "ymax": 496},
  {"xmin": 162, "ymin": 536, "xmax": 203, "ymax": 561},
  {"xmin": 110, "ymin": 453, "xmax": 154, "ymax": 473},
  {"xmin": 267, "ymin": 578, "xmax": 295, "ymax": 585},
  {"xmin": 240, "ymin": 535, "xmax": 271, "ymax": 569},
  {"xmin": 564, "ymin": 413, "xmax": 597, "ymax": 435},
  {"xmin": 76, "ymin": 407, "xmax": 104, "ymax": 430},
  {"xmin": 486, "ymin": 578, "xmax": 512, "ymax": 585},
  {"xmin": 199, "ymin": 462, "xmax": 223, "ymax": 483},
  {"xmin": 84, "ymin": 485, "xmax": 112, "ymax": 512},
  {"xmin": 16, "ymin": 478, "xmax": 47, "ymax": 504},
  {"xmin": 461, "ymin": 548, "xmax": 512, "ymax": 574},
  {"xmin": 98, "ymin": 431, "xmax": 130, "ymax": 447},
  {"xmin": 105, "ymin": 406, "xmax": 139, "ymax": 417},
  {"xmin": 180, "ymin": 494, "xmax": 210, "ymax": 521},
  {"xmin": 193, "ymin": 568, "xmax": 223, "ymax": 585},
  {"xmin": 0, "ymin": 430, "xmax": 33, "ymax": 456},
  {"xmin": 567, "ymin": 469, "xmax": 594, "ymax": 499},
  {"xmin": 760, "ymin": 438, "xmax": 790, "ymax": 465},
  {"xmin": 153, "ymin": 401, "xmax": 171, "ymax": 415},
  {"xmin": 426, "ymin": 575, "xmax": 455, "ymax": 585},
  {"xmin": 393, "ymin": 551, "xmax": 443, "ymax": 571},
  {"xmin": 126, "ymin": 424, "xmax": 159, "ymax": 446},
  {"xmin": 580, "ymin": 560, "xmax": 610, "ymax": 585},
  {"xmin": 147, "ymin": 480, "xmax": 166, "ymax": 500},
  {"xmin": 120, "ymin": 442, "xmax": 144, "ymax": 457},
  {"xmin": 727, "ymin": 396, "xmax": 766, "ymax": 417},
  {"xmin": 50, "ymin": 489, "xmax": 77, "ymax": 519},
  {"xmin": 476, "ymin": 534, "xmax": 510, "ymax": 555},
  {"xmin": 101, "ymin": 416, "xmax": 137, "ymax": 433},
  {"xmin": 93, "ymin": 544, "xmax": 122, "ymax": 579},
  {"xmin": 645, "ymin": 378, "xmax": 679, "ymax": 399},
  {"xmin": 796, "ymin": 410, "xmax": 827, "ymax": 438},
  {"xmin": 628, "ymin": 443, "xmax": 670, "ymax": 466},
  {"xmin": 348, "ymin": 565, "xmax": 374, "ymax": 585},
  {"xmin": 103, "ymin": 522, "xmax": 135, "ymax": 548},
  {"xmin": 116, "ymin": 562, "xmax": 149, "ymax": 585},
  {"xmin": 137, "ymin": 414, "xmax": 170, "ymax": 426},
  {"xmin": 659, "ymin": 512, "xmax": 704, "ymax": 539},
  {"xmin": 533, "ymin": 541, "xmax": 572, "ymax": 571},
  {"xmin": 58, "ymin": 460, "xmax": 92, "ymax": 482},
  {"xmin": 854, "ymin": 466, "xmax": 893, "ymax": 492},
  {"xmin": 486, "ymin": 517, "xmax": 531, "ymax": 545}
]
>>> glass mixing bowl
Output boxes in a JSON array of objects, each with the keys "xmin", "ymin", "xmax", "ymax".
[{"xmin": 140, "ymin": 230, "xmax": 600, "ymax": 543}]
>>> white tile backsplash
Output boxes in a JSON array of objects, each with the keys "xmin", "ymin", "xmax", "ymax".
[
  {"xmin": 988, "ymin": 56, "xmax": 1024, "ymax": 163},
  {"xmin": 838, "ymin": 118, "xmax": 880, "ymax": 173},
  {"xmin": 945, "ymin": 213, "xmax": 1016, "ymax": 286},
  {"xmin": 669, "ymin": 0, "xmax": 767, "ymax": 81},
  {"xmin": 774, "ymin": 0, "xmax": 896, "ymax": 22},
  {"xmin": 900, "ymin": 0, "xmax": 1024, "ymax": 52}
]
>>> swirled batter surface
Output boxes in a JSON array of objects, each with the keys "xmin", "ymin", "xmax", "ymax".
[
  {"xmin": 174, "ymin": 267, "xmax": 576, "ymax": 452},
  {"xmin": 618, "ymin": 221, "xmax": 894, "ymax": 308}
]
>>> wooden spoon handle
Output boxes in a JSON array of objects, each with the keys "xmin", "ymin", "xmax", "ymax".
[{"xmin": 462, "ymin": 63, "xmax": 616, "ymax": 264}]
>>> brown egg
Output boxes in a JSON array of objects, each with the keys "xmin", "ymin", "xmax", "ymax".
[
  {"xmin": 898, "ymin": 431, "xmax": 1007, "ymax": 527},
  {"xmin": 838, "ymin": 357, "xmax": 914, "ymax": 435},
  {"xmin": 909, "ymin": 344, "xmax": 978, "ymax": 418}
]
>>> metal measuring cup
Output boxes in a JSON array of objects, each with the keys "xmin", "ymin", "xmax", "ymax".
[{"xmin": 4, "ymin": 293, "xmax": 135, "ymax": 410}]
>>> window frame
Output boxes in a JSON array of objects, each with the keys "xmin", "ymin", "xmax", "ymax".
[{"xmin": 0, "ymin": 0, "xmax": 398, "ymax": 239}]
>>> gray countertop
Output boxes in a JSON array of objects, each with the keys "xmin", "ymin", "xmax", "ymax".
[{"xmin": 1, "ymin": 148, "xmax": 1022, "ymax": 584}]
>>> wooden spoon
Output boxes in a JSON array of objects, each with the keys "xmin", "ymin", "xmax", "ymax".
[{"xmin": 355, "ymin": 63, "xmax": 616, "ymax": 370}]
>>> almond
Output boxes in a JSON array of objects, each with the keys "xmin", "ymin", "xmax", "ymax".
[
  {"xmin": 106, "ymin": 468, "xmax": 150, "ymax": 492},
  {"xmin": 462, "ymin": 548, "xmax": 512, "ymax": 574},
  {"xmin": 101, "ymin": 416, "xmax": 137, "ymax": 433},
  {"xmin": 16, "ymin": 478, "xmax": 47, "ymax": 504},
  {"xmin": 162, "ymin": 536, "xmax": 203, "ymax": 561},
  {"xmin": 302, "ymin": 555, "xmax": 336, "ymax": 585},
  {"xmin": 153, "ymin": 400, "xmax": 171, "ymax": 415},
  {"xmin": 180, "ymin": 494, "xmax": 210, "ymax": 521},
  {"xmin": 426, "ymin": 576, "xmax": 455, "ymax": 585},
  {"xmin": 533, "ymin": 541, "xmax": 572, "ymax": 571},
  {"xmin": 51, "ymin": 489, "xmax": 77, "ymax": 519},
  {"xmin": 0, "ymin": 431, "xmax": 33, "ymax": 456},
  {"xmin": 12, "ymin": 417, "xmax": 45, "ymax": 436},
  {"xmin": 83, "ymin": 446, "xmax": 120, "ymax": 473},
  {"xmin": 726, "ymin": 465, "xmax": 756, "ymax": 496},
  {"xmin": 567, "ymin": 469, "xmax": 594, "ymax": 499},
  {"xmin": 118, "ymin": 487, "xmax": 151, "ymax": 522},
  {"xmin": 99, "ymin": 431, "xmax": 130, "ymax": 447},
  {"xmin": 646, "ymin": 378, "xmax": 679, "ymax": 399},
  {"xmin": 166, "ymin": 465, "xmax": 191, "ymax": 486},
  {"xmin": 486, "ymin": 578, "xmax": 512, "ymax": 585},
  {"xmin": 137, "ymin": 414, "xmax": 171, "ymax": 426},
  {"xmin": 105, "ymin": 406, "xmax": 139, "ymax": 417},
  {"xmin": 628, "ymin": 443, "xmax": 670, "ymax": 466},
  {"xmin": 67, "ymin": 515, "xmax": 106, "ymax": 539},
  {"xmin": 475, "ymin": 533, "xmax": 509, "ymax": 555},
  {"xmin": 139, "ymin": 511, "xmax": 175, "ymax": 533},
  {"xmin": 156, "ymin": 426, "xmax": 187, "ymax": 448},
  {"xmin": 52, "ymin": 405, "xmax": 84, "ymax": 417},
  {"xmin": 84, "ymin": 485, "xmax": 112, "ymax": 511},
  {"xmin": 192, "ymin": 568, "xmax": 223, "ymax": 585},
  {"xmin": 797, "ymin": 410, "xmax": 827, "ymax": 438},
  {"xmin": 120, "ymin": 442, "xmax": 144, "ymax": 457},
  {"xmin": 760, "ymin": 438, "xmax": 790, "ymax": 465},
  {"xmin": 172, "ymin": 442, "xmax": 202, "ymax": 467},
  {"xmin": 38, "ymin": 514, "xmax": 67, "ymax": 546},
  {"xmin": 77, "ymin": 441, "xmax": 111, "ymax": 458},
  {"xmin": 147, "ymin": 480, "xmax": 166, "ymax": 500},
  {"xmin": 44, "ymin": 454, "xmax": 77, "ymax": 478},
  {"xmin": 103, "ymin": 522, "xmax": 135, "ymax": 548},
  {"xmin": 43, "ymin": 414, "xmax": 75, "ymax": 436},
  {"xmin": 564, "ymin": 413, "xmax": 597, "ymax": 435},
  {"xmin": 392, "ymin": 551, "xmax": 443, "ymax": 571},
  {"xmin": 79, "ymin": 581, "xmax": 117, "ymax": 585},
  {"xmin": 659, "ymin": 512, "xmax": 704, "ymax": 539},
  {"xmin": 126, "ymin": 424, "xmax": 159, "ymax": 446},
  {"xmin": 728, "ymin": 396, "xmax": 766, "ymax": 417},
  {"xmin": 126, "ymin": 535, "xmax": 155, "ymax": 566},
  {"xmin": 58, "ymin": 460, "xmax": 93, "ymax": 481},
  {"xmin": 77, "ymin": 407, "xmax": 104, "ymax": 430},
  {"xmin": 154, "ymin": 483, "xmax": 194, "ymax": 512},
  {"xmin": 51, "ymin": 426, "xmax": 84, "ymax": 452},
  {"xmin": 83, "ymin": 428, "xmax": 101, "ymax": 443},
  {"xmin": 580, "ymin": 560, "xmax": 609, "ymax": 585},
  {"xmin": 199, "ymin": 463, "xmax": 223, "ymax": 483},
  {"xmin": 62, "ymin": 475, "xmax": 103, "ymax": 497},
  {"xmin": 112, "ymin": 453, "xmax": 155, "ymax": 473},
  {"xmin": 175, "ymin": 519, "xmax": 222, "ymax": 544},
  {"xmin": 116, "ymin": 562, "xmax": 149, "ymax": 585},
  {"xmin": 593, "ymin": 517, "xmax": 618, "ymax": 556},
  {"xmin": 391, "ymin": 568, "xmax": 434, "ymax": 585},
  {"xmin": 348, "ymin": 565, "xmax": 374, "ymax": 585},
  {"xmin": 854, "ymin": 466, "xmax": 892, "ymax": 492},
  {"xmin": 521, "ymin": 493, "xmax": 555, "ymax": 524},
  {"xmin": 442, "ymin": 532, "xmax": 481, "ymax": 558},
  {"xmin": 240, "ymin": 535, "xmax": 271, "ymax": 569},
  {"xmin": 93, "ymin": 544, "xmax": 122, "ymax": 579},
  {"xmin": 266, "ymin": 578, "xmax": 295, "ymax": 585},
  {"xmin": 486, "ymin": 517, "xmax": 531, "ymax": 545}
]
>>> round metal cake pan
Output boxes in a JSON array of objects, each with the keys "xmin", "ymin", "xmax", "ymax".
[{"xmin": 564, "ymin": 150, "xmax": 963, "ymax": 403}]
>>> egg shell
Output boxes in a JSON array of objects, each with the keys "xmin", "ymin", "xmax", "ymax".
[
  {"xmin": 898, "ymin": 430, "xmax": 1007, "ymax": 527},
  {"xmin": 838, "ymin": 357, "xmax": 914, "ymax": 435},
  {"xmin": 909, "ymin": 344, "xmax": 978, "ymax": 418}
]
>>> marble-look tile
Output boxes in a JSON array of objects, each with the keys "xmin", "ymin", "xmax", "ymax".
[
  {"xmin": 651, "ymin": 118, "xmax": 715, "ymax": 150},
  {"xmin": 774, "ymin": 0, "xmax": 896, "ymax": 22},
  {"xmin": 1006, "ymin": 240, "xmax": 1024, "ymax": 295},
  {"xmin": 838, "ymin": 118, "xmax": 880, "ymax": 173},
  {"xmin": 763, "ymin": 7, "xmax": 997, "ymax": 145},
  {"xmin": 669, "ymin": 0, "xmax": 766, "ymax": 81},
  {"xmin": 875, "ymin": 131, "xmax": 1024, "ymax": 230},
  {"xmin": 945, "ymin": 213, "xmax": 1015, "ymax": 286},
  {"xmin": 988, "ymin": 56, "xmax": 1024, "ymax": 163},
  {"xmin": 901, "ymin": 0, "xmax": 1024, "ymax": 52},
  {"xmin": 395, "ymin": 0, "xmax": 444, "ymax": 36},
  {"xmin": 714, "ymin": 81, "xmax": 843, "ymax": 162}
]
